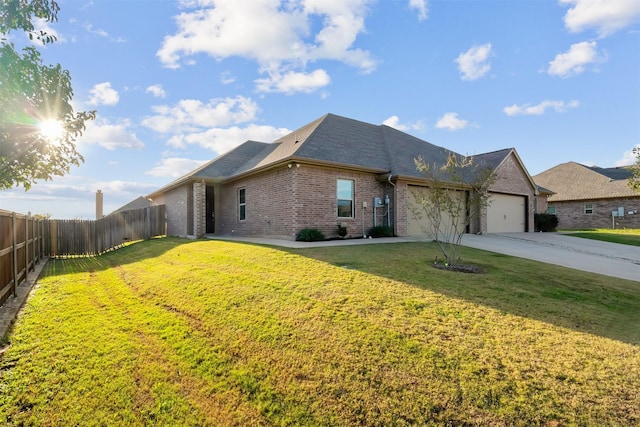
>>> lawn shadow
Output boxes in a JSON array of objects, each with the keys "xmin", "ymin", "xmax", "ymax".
[
  {"xmin": 40, "ymin": 237, "xmax": 202, "ymax": 277},
  {"xmin": 281, "ymin": 241, "xmax": 640, "ymax": 346}
]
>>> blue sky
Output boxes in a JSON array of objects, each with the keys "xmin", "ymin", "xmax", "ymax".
[{"xmin": 3, "ymin": 0, "xmax": 639, "ymax": 219}]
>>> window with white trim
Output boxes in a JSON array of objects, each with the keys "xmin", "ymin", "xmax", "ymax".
[
  {"xmin": 547, "ymin": 206, "xmax": 556, "ymax": 215},
  {"xmin": 584, "ymin": 204, "xmax": 593, "ymax": 214},
  {"xmin": 337, "ymin": 179, "xmax": 354, "ymax": 218},
  {"xmin": 238, "ymin": 188, "xmax": 246, "ymax": 221}
]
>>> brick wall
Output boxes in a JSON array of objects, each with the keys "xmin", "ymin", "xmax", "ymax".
[
  {"xmin": 394, "ymin": 182, "xmax": 408, "ymax": 236},
  {"xmin": 152, "ymin": 185, "xmax": 189, "ymax": 236},
  {"xmin": 549, "ymin": 197, "xmax": 640, "ymax": 229},
  {"xmin": 214, "ymin": 164, "xmax": 393, "ymax": 239},
  {"xmin": 193, "ymin": 181, "xmax": 206, "ymax": 237}
]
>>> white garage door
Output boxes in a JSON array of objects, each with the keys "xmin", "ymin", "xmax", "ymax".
[
  {"xmin": 407, "ymin": 186, "xmax": 467, "ymax": 238},
  {"xmin": 487, "ymin": 193, "xmax": 526, "ymax": 233}
]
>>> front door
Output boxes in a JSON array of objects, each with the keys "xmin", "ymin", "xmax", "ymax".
[{"xmin": 206, "ymin": 185, "xmax": 215, "ymax": 233}]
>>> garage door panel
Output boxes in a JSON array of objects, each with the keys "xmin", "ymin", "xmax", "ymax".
[
  {"xmin": 487, "ymin": 193, "xmax": 525, "ymax": 233},
  {"xmin": 407, "ymin": 186, "xmax": 467, "ymax": 238}
]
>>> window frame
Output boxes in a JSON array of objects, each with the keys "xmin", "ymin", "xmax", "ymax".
[
  {"xmin": 238, "ymin": 187, "xmax": 246, "ymax": 221},
  {"xmin": 547, "ymin": 206, "xmax": 556, "ymax": 215},
  {"xmin": 336, "ymin": 179, "xmax": 355, "ymax": 218},
  {"xmin": 584, "ymin": 203, "xmax": 593, "ymax": 215}
]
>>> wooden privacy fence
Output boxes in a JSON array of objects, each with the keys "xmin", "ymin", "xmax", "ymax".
[
  {"xmin": 43, "ymin": 205, "xmax": 167, "ymax": 257},
  {"xmin": 1, "ymin": 205, "xmax": 166, "ymax": 307},
  {"xmin": 0, "ymin": 210, "xmax": 45, "ymax": 308}
]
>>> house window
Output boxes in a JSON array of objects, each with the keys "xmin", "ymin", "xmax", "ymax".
[
  {"xmin": 584, "ymin": 204, "xmax": 593, "ymax": 214},
  {"xmin": 337, "ymin": 179, "xmax": 354, "ymax": 218},
  {"xmin": 238, "ymin": 188, "xmax": 246, "ymax": 221},
  {"xmin": 547, "ymin": 206, "xmax": 556, "ymax": 215}
]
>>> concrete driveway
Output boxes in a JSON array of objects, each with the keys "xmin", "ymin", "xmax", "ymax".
[
  {"xmin": 213, "ymin": 232, "xmax": 640, "ymax": 282},
  {"xmin": 460, "ymin": 233, "xmax": 640, "ymax": 282}
]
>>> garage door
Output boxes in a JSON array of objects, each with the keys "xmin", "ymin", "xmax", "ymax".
[
  {"xmin": 487, "ymin": 193, "xmax": 526, "ymax": 232},
  {"xmin": 407, "ymin": 186, "xmax": 467, "ymax": 238}
]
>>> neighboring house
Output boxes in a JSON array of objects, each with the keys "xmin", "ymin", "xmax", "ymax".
[
  {"xmin": 111, "ymin": 196, "xmax": 152, "ymax": 214},
  {"xmin": 147, "ymin": 113, "xmax": 538, "ymax": 239},
  {"xmin": 533, "ymin": 162, "xmax": 639, "ymax": 229}
]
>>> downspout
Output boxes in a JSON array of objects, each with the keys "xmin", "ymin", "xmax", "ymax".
[{"xmin": 387, "ymin": 174, "xmax": 396, "ymax": 229}]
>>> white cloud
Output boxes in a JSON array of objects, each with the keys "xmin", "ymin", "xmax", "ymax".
[
  {"xmin": 166, "ymin": 124, "xmax": 291, "ymax": 154},
  {"xmin": 157, "ymin": 0, "xmax": 377, "ymax": 94},
  {"xmin": 455, "ymin": 43, "xmax": 492, "ymax": 81},
  {"xmin": 435, "ymin": 112, "xmax": 469, "ymax": 130},
  {"xmin": 0, "ymin": 175, "xmax": 157, "ymax": 219},
  {"xmin": 146, "ymin": 84, "xmax": 166, "ymax": 98},
  {"xmin": 146, "ymin": 158, "xmax": 209, "ymax": 178},
  {"xmin": 255, "ymin": 69, "xmax": 331, "ymax": 94},
  {"xmin": 614, "ymin": 145, "xmax": 640, "ymax": 167},
  {"xmin": 409, "ymin": 0, "xmax": 428, "ymax": 21},
  {"xmin": 33, "ymin": 17, "xmax": 66, "ymax": 43},
  {"xmin": 142, "ymin": 96, "xmax": 259, "ymax": 134},
  {"xmin": 79, "ymin": 118, "xmax": 145, "ymax": 150},
  {"xmin": 547, "ymin": 41, "xmax": 605, "ymax": 77},
  {"xmin": 560, "ymin": 0, "xmax": 640, "ymax": 37},
  {"xmin": 83, "ymin": 22, "xmax": 109, "ymax": 38},
  {"xmin": 503, "ymin": 100, "xmax": 580, "ymax": 116},
  {"xmin": 88, "ymin": 82, "xmax": 119, "ymax": 106},
  {"xmin": 382, "ymin": 115, "xmax": 425, "ymax": 132},
  {"xmin": 220, "ymin": 71, "xmax": 236, "ymax": 84}
]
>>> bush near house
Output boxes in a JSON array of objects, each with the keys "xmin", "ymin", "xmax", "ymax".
[
  {"xmin": 295, "ymin": 228, "xmax": 326, "ymax": 242},
  {"xmin": 367, "ymin": 225, "xmax": 394, "ymax": 238},
  {"xmin": 535, "ymin": 213, "xmax": 559, "ymax": 232}
]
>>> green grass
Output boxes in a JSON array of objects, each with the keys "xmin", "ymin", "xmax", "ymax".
[
  {"xmin": 561, "ymin": 228, "xmax": 640, "ymax": 246},
  {"xmin": 1, "ymin": 237, "xmax": 639, "ymax": 426}
]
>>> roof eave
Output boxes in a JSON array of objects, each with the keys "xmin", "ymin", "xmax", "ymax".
[
  {"xmin": 223, "ymin": 156, "xmax": 388, "ymax": 183},
  {"xmin": 146, "ymin": 176, "xmax": 225, "ymax": 199}
]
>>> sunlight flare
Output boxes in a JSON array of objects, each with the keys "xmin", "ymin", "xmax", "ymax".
[{"xmin": 38, "ymin": 118, "xmax": 65, "ymax": 143}]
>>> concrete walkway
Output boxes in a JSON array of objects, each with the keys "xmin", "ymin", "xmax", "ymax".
[{"xmin": 211, "ymin": 233, "xmax": 640, "ymax": 282}]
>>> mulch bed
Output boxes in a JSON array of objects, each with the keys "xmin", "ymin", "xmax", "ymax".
[{"xmin": 432, "ymin": 262, "xmax": 484, "ymax": 274}]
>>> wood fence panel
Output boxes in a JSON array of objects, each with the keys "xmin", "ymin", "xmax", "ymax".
[
  {"xmin": 41, "ymin": 205, "xmax": 166, "ymax": 257},
  {"xmin": 0, "ymin": 210, "xmax": 44, "ymax": 307},
  {"xmin": 2, "ymin": 206, "xmax": 166, "ymax": 301}
]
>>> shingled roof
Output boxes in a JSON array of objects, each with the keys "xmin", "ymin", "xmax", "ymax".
[
  {"xmin": 148, "ymin": 113, "xmax": 517, "ymax": 197},
  {"xmin": 533, "ymin": 161, "xmax": 636, "ymax": 202}
]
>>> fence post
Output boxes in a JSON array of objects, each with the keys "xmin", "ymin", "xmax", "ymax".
[
  {"xmin": 12, "ymin": 212, "xmax": 18, "ymax": 298},
  {"xmin": 25, "ymin": 213, "xmax": 29, "ymax": 274}
]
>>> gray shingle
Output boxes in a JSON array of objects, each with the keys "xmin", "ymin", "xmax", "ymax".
[
  {"xmin": 149, "ymin": 113, "xmax": 518, "ymax": 196},
  {"xmin": 533, "ymin": 162, "xmax": 637, "ymax": 201}
]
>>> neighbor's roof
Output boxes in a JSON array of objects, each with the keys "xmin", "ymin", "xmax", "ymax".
[
  {"xmin": 148, "ymin": 113, "xmax": 523, "ymax": 197},
  {"xmin": 110, "ymin": 196, "xmax": 152, "ymax": 214},
  {"xmin": 533, "ymin": 161, "xmax": 636, "ymax": 202}
]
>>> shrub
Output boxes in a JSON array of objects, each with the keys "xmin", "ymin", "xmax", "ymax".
[
  {"xmin": 296, "ymin": 228, "xmax": 326, "ymax": 242},
  {"xmin": 535, "ymin": 213, "xmax": 559, "ymax": 232},
  {"xmin": 337, "ymin": 224, "xmax": 348, "ymax": 238},
  {"xmin": 368, "ymin": 225, "xmax": 394, "ymax": 238}
]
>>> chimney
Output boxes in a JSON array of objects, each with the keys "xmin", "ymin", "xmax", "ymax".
[{"xmin": 96, "ymin": 190, "xmax": 103, "ymax": 219}]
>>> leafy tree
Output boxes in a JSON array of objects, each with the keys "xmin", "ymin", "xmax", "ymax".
[
  {"xmin": 411, "ymin": 153, "xmax": 495, "ymax": 266},
  {"xmin": 628, "ymin": 146, "xmax": 640, "ymax": 193},
  {"xmin": 1, "ymin": 0, "xmax": 95, "ymax": 190}
]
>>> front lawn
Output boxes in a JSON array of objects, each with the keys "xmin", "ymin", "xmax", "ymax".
[
  {"xmin": 1, "ymin": 238, "xmax": 638, "ymax": 425},
  {"xmin": 561, "ymin": 228, "xmax": 640, "ymax": 246}
]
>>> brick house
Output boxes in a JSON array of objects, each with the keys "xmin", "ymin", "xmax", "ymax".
[
  {"xmin": 533, "ymin": 162, "xmax": 640, "ymax": 229},
  {"xmin": 147, "ymin": 113, "xmax": 538, "ymax": 239}
]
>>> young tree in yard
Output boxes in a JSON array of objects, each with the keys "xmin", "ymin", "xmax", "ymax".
[
  {"xmin": 629, "ymin": 146, "xmax": 640, "ymax": 193},
  {"xmin": 0, "ymin": 0, "xmax": 95, "ymax": 190},
  {"xmin": 412, "ymin": 153, "xmax": 495, "ymax": 268}
]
